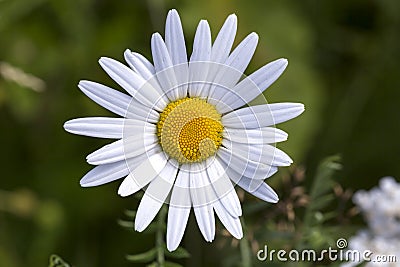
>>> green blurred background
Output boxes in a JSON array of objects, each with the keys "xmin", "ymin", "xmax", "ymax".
[{"xmin": 1, "ymin": 0, "xmax": 399, "ymax": 266}]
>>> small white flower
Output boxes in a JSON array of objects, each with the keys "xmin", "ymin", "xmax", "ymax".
[
  {"xmin": 343, "ymin": 177, "xmax": 400, "ymax": 267},
  {"xmin": 64, "ymin": 9, "xmax": 304, "ymax": 251},
  {"xmin": 353, "ymin": 177, "xmax": 400, "ymax": 237}
]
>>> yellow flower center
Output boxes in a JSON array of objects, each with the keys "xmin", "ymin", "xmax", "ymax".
[{"xmin": 157, "ymin": 97, "xmax": 223, "ymax": 163}]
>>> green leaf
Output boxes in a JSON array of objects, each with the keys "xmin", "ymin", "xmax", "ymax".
[
  {"xmin": 297, "ymin": 155, "xmax": 342, "ymax": 249},
  {"xmin": 48, "ymin": 254, "xmax": 71, "ymax": 267},
  {"xmin": 164, "ymin": 261, "xmax": 184, "ymax": 267},
  {"xmin": 320, "ymin": 211, "xmax": 338, "ymax": 222},
  {"xmin": 309, "ymin": 156, "xmax": 341, "ymax": 201},
  {"xmin": 304, "ymin": 156, "xmax": 341, "ymax": 224},
  {"xmin": 124, "ymin": 209, "xmax": 136, "ymax": 218},
  {"xmin": 117, "ymin": 219, "xmax": 134, "ymax": 228},
  {"xmin": 145, "ymin": 221, "xmax": 166, "ymax": 233},
  {"xmin": 308, "ymin": 194, "xmax": 336, "ymax": 211},
  {"xmin": 164, "ymin": 246, "xmax": 190, "ymax": 259},
  {"xmin": 126, "ymin": 248, "xmax": 157, "ymax": 263}
]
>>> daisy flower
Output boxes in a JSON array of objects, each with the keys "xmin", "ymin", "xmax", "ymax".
[{"xmin": 64, "ymin": 9, "xmax": 304, "ymax": 251}]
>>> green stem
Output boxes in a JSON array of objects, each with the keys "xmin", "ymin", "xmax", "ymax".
[
  {"xmin": 239, "ymin": 217, "xmax": 252, "ymax": 267},
  {"xmin": 156, "ymin": 205, "xmax": 167, "ymax": 267}
]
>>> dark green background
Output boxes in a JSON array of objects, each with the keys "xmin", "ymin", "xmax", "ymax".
[{"xmin": 1, "ymin": 0, "xmax": 399, "ymax": 266}]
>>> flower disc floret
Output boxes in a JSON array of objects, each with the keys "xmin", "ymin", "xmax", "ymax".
[{"xmin": 157, "ymin": 97, "xmax": 223, "ymax": 163}]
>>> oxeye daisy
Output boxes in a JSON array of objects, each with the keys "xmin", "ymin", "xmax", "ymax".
[{"xmin": 64, "ymin": 9, "xmax": 304, "ymax": 251}]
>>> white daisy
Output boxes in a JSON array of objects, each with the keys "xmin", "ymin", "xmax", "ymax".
[{"xmin": 64, "ymin": 9, "xmax": 304, "ymax": 251}]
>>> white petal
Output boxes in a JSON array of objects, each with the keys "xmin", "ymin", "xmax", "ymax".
[
  {"xmin": 244, "ymin": 58, "xmax": 288, "ymax": 93},
  {"xmin": 165, "ymin": 9, "xmax": 189, "ymax": 98},
  {"xmin": 248, "ymin": 180, "xmax": 279, "ymax": 203},
  {"xmin": 204, "ymin": 14, "xmax": 237, "ymax": 99},
  {"xmin": 222, "ymin": 140, "xmax": 293, "ymax": 167},
  {"xmin": 135, "ymin": 160, "xmax": 178, "ymax": 232},
  {"xmin": 124, "ymin": 49, "xmax": 155, "ymax": 79},
  {"xmin": 99, "ymin": 57, "xmax": 145, "ymax": 96},
  {"xmin": 80, "ymin": 160, "xmax": 129, "ymax": 187},
  {"xmin": 213, "ymin": 200, "xmax": 243, "ymax": 239},
  {"xmin": 224, "ymin": 32, "xmax": 258, "ymax": 74},
  {"xmin": 165, "ymin": 9, "xmax": 188, "ymax": 66},
  {"xmin": 125, "ymin": 98, "xmax": 160, "ymax": 123},
  {"xmin": 192, "ymin": 203, "xmax": 215, "ymax": 242},
  {"xmin": 189, "ymin": 20, "xmax": 211, "ymax": 63},
  {"xmin": 210, "ymin": 14, "xmax": 237, "ymax": 64},
  {"xmin": 118, "ymin": 152, "xmax": 168, "ymax": 197},
  {"xmin": 127, "ymin": 51, "xmax": 155, "ymax": 74},
  {"xmin": 86, "ymin": 134, "xmax": 158, "ymax": 165},
  {"xmin": 190, "ymin": 164, "xmax": 215, "ymax": 242},
  {"xmin": 188, "ymin": 20, "xmax": 211, "ymax": 98},
  {"xmin": 124, "ymin": 49, "xmax": 167, "ymax": 106},
  {"xmin": 218, "ymin": 157, "xmax": 279, "ymax": 203},
  {"xmin": 206, "ymin": 158, "xmax": 242, "ymax": 217},
  {"xmin": 208, "ymin": 33, "xmax": 259, "ymax": 105},
  {"xmin": 222, "ymin": 103, "xmax": 305, "ymax": 129},
  {"xmin": 151, "ymin": 33, "xmax": 181, "ymax": 101},
  {"xmin": 64, "ymin": 117, "xmax": 124, "ymax": 139},
  {"xmin": 217, "ymin": 147, "xmax": 279, "ymax": 180},
  {"xmin": 78, "ymin": 80, "xmax": 131, "ymax": 117},
  {"xmin": 99, "ymin": 57, "xmax": 166, "ymax": 111},
  {"xmin": 216, "ymin": 58, "xmax": 288, "ymax": 113},
  {"xmin": 167, "ymin": 166, "xmax": 191, "ymax": 251},
  {"xmin": 151, "ymin": 33, "xmax": 173, "ymax": 73},
  {"xmin": 231, "ymin": 173, "xmax": 279, "ymax": 203},
  {"xmin": 223, "ymin": 127, "xmax": 288, "ymax": 144}
]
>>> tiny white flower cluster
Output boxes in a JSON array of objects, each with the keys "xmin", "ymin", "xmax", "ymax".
[
  {"xmin": 346, "ymin": 177, "xmax": 400, "ymax": 266},
  {"xmin": 354, "ymin": 177, "xmax": 400, "ymax": 238}
]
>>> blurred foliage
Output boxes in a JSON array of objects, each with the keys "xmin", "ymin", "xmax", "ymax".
[
  {"xmin": 240, "ymin": 156, "xmax": 356, "ymax": 267},
  {"xmin": 120, "ymin": 206, "xmax": 190, "ymax": 267},
  {"xmin": 48, "ymin": 254, "xmax": 70, "ymax": 267},
  {"xmin": 1, "ymin": 0, "xmax": 399, "ymax": 266},
  {"xmin": 299, "ymin": 156, "xmax": 342, "ymax": 249}
]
